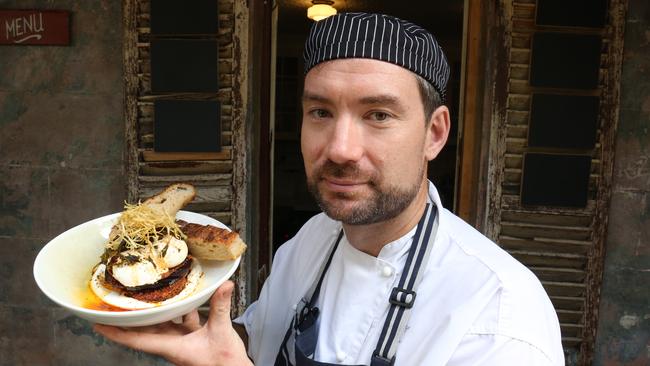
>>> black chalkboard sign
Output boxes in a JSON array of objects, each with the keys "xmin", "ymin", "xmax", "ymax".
[
  {"xmin": 536, "ymin": 0, "xmax": 607, "ymax": 28},
  {"xmin": 151, "ymin": 0, "xmax": 218, "ymax": 35},
  {"xmin": 154, "ymin": 100, "xmax": 221, "ymax": 152},
  {"xmin": 521, "ymin": 153, "xmax": 591, "ymax": 207},
  {"xmin": 150, "ymin": 39, "xmax": 219, "ymax": 93},
  {"xmin": 529, "ymin": 94, "xmax": 600, "ymax": 149},
  {"xmin": 530, "ymin": 33, "xmax": 602, "ymax": 89}
]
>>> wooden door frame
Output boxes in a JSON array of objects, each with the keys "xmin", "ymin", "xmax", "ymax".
[
  {"xmin": 455, "ymin": 0, "xmax": 507, "ymax": 232},
  {"xmin": 249, "ymin": 0, "xmax": 274, "ymax": 300}
]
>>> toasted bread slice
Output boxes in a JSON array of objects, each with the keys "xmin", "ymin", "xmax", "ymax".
[
  {"xmin": 108, "ymin": 184, "xmax": 196, "ymax": 243},
  {"xmin": 179, "ymin": 221, "xmax": 247, "ymax": 260},
  {"xmin": 143, "ymin": 183, "xmax": 196, "ymax": 217}
]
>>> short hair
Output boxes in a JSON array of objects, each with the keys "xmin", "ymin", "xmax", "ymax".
[{"xmin": 415, "ymin": 73, "xmax": 443, "ymax": 123}]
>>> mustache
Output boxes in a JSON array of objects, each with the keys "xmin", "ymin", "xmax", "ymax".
[
  {"xmin": 315, "ymin": 160, "xmax": 377, "ymax": 184},
  {"xmin": 319, "ymin": 161, "xmax": 360, "ymax": 177}
]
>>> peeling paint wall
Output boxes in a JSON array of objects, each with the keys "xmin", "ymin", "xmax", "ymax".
[
  {"xmin": 0, "ymin": 1, "xmax": 166, "ymax": 364},
  {"xmin": 594, "ymin": 1, "xmax": 650, "ymax": 365}
]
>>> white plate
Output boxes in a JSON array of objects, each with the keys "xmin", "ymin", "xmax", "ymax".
[{"xmin": 33, "ymin": 210, "xmax": 241, "ymax": 327}]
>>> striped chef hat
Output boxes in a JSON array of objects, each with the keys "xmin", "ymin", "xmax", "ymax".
[{"xmin": 303, "ymin": 12, "xmax": 450, "ymax": 101}]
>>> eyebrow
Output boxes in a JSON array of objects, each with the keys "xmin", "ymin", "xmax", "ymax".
[
  {"xmin": 302, "ymin": 92, "xmax": 406, "ymax": 113},
  {"xmin": 359, "ymin": 94, "xmax": 402, "ymax": 107},
  {"xmin": 302, "ymin": 91, "xmax": 330, "ymax": 103}
]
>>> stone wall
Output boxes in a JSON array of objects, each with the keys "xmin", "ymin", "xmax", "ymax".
[
  {"xmin": 594, "ymin": 1, "xmax": 650, "ymax": 365},
  {"xmin": 0, "ymin": 1, "xmax": 166, "ymax": 364},
  {"xmin": 1, "ymin": 1, "xmax": 648, "ymax": 365}
]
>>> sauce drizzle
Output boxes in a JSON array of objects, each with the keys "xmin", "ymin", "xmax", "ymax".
[{"xmin": 81, "ymin": 284, "xmax": 129, "ymax": 312}]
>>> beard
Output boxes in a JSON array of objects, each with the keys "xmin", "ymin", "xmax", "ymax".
[{"xmin": 307, "ymin": 160, "xmax": 423, "ymax": 225}]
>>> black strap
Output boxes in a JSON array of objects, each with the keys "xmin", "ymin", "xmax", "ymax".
[
  {"xmin": 296, "ymin": 230, "xmax": 344, "ymax": 332},
  {"xmin": 371, "ymin": 203, "xmax": 437, "ymax": 365},
  {"xmin": 275, "ymin": 317, "xmax": 295, "ymax": 366},
  {"xmin": 274, "ymin": 230, "xmax": 344, "ymax": 366},
  {"xmin": 275, "ymin": 202, "xmax": 438, "ymax": 366},
  {"xmin": 305, "ymin": 231, "xmax": 344, "ymax": 309}
]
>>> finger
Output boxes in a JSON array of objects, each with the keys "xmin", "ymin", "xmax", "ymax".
[
  {"xmin": 182, "ymin": 309, "xmax": 201, "ymax": 331},
  {"xmin": 207, "ymin": 280, "xmax": 234, "ymax": 332},
  {"xmin": 93, "ymin": 324, "xmax": 178, "ymax": 357}
]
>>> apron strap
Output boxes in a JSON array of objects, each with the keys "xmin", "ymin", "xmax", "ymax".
[
  {"xmin": 275, "ymin": 202, "xmax": 438, "ymax": 366},
  {"xmin": 297, "ymin": 230, "xmax": 344, "ymax": 332},
  {"xmin": 274, "ymin": 230, "xmax": 344, "ymax": 366},
  {"xmin": 306, "ymin": 230, "xmax": 345, "ymax": 309},
  {"xmin": 371, "ymin": 203, "xmax": 438, "ymax": 365},
  {"xmin": 275, "ymin": 317, "xmax": 295, "ymax": 366}
]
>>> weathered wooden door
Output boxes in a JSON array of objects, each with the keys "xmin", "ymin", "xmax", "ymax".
[
  {"xmin": 457, "ymin": 0, "xmax": 626, "ymax": 364},
  {"xmin": 123, "ymin": 0, "xmax": 252, "ymax": 313}
]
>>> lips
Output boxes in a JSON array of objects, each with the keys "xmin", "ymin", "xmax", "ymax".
[
  {"xmin": 321, "ymin": 177, "xmax": 368, "ymax": 193},
  {"xmin": 310, "ymin": 160, "xmax": 379, "ymax": 196}
]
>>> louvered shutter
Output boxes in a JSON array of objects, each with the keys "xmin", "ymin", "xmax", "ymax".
[
  {"xmin": 124, "ymin": 0, "xmax": 250, "ymax": 313},
  {"xmin": 484, "ymin": 0, "xmax": 625, "ymax": 364}
]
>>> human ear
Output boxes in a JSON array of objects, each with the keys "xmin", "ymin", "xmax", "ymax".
[{"xmin": 425, "ymin": 105, "xmax": 451, "ymax": 161}]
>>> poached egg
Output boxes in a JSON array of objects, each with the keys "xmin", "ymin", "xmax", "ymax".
[{"xmin": 110, "ymin": 236, "xmax": 188, "ymax": 288}]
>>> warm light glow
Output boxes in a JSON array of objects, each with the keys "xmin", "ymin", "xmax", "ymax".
[{"xmin": 307, "ymin": 4, "xmax": 337, "ymax": 21}]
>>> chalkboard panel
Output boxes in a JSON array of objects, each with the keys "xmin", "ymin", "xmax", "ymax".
[
  {"xmin": 529, "ymin": 94, "xmax": 600, "ymax": 149},
  {"xmin": 154, "ymin": 100, "xmax": 221, "ymax": 152},
  {"xmin": 151, "ymin": 0, "xmax": 218, "ymax": 35},
  {"xmin": 530, "ymin": 33, "xmax": 601, "ymax": 89},
  {"xmin": 521, "ymin": 153, "xmax": 591, "ymax": 207},
  {"xmin": 150, "ymin": 40, "xmax": 219, "ymax": 93},
  {"xmin": 536, "ymin": 0, "xmax": 607, "ymax": 28}
]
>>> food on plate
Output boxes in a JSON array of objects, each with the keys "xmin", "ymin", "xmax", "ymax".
[
  {"xmin": 106, "ymin": 183, "xmax": 196, "ymax": 244},
  {"xmin": 177, "ymin": 220, "xmax": 247, "ymax": 260},
  {"xmin": 89, "ymin": 183, "xmax": 246, "ymax": 310}
]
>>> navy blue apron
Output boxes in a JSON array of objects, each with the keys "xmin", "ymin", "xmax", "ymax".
[{"xmin": 275, "ymin": 203, "xmax": 438, "ymax": 366}]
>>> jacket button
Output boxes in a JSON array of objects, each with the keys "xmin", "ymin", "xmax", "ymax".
[
  {"xmin": 382, "ymin": 266, "xmax": 394, "ymax": 277},
  {"xmin": 336, "ymin": 351, "xmax": 346, "ymax": 362}
]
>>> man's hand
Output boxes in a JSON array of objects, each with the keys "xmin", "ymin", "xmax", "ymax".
[{"xmin": 94, "ymin": 281, "xmax": 252, "ymax": 366}]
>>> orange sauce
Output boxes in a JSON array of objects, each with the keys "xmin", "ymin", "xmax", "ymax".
[{"xmin": 79, "ymin": 283, "xmax": 130, "ymax": 312}]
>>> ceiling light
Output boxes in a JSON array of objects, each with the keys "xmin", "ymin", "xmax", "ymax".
[{"xmin": 307, "ymin": 1, "xmax": 337, "ymax": 21}]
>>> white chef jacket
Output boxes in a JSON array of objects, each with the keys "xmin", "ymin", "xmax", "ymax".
[{"xmin": 236, "ymin": 182, "xmax": 564, "ymax": 365}]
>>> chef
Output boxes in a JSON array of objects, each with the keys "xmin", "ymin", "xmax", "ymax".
[{"xmin": 95, "ymin": 12, "xmax": 564, "ymax": 366}]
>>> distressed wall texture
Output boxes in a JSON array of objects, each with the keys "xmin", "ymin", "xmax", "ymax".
[
  {"xmin": 0, "ymin": 1, "xmax": 165, "ymax": 365},
  {"xmin": 594, "ymin": 1, "xmax": 650, "ymax": 365}
]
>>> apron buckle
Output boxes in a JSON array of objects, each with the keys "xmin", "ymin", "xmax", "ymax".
[
  {"xmin": 296, "ymin": 306, "xmax": 320, "ymax": 332},
  {"xmin": 389, "ymin": 287, "xmax": 416, "ymax": 308},
  {"xmin": 371, "ymin": 352, "xmax": 396, "ymax": 366}
]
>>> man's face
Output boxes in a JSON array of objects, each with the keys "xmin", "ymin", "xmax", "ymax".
[{"xmin": 301, "ymin": 59, "xmax": 445, "ymax": 225}]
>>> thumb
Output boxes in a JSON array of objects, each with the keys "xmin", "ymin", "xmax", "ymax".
[{"xmin": 207, "ymin": 280, "xmax": 235, "ymax": 331}]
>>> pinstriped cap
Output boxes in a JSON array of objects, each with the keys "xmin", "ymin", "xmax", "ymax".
[{"xmin": 304, "ymin": 12, "xmax": 450, "ymax": 101}]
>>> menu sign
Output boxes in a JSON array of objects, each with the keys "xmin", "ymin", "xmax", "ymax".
[{"xmin": 1, "ymin": 10, "xmax": 70, "ymax": 45}]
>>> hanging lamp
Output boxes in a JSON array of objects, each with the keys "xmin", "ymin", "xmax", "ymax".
[{"xmin": 307, "ymin": 0, "xmax": 337, "ymax": 21}]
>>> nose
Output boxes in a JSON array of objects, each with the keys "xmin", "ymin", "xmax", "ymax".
[{"xmin": 325, "ymin": 115, "xmax": 364, "ymax": 164}]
